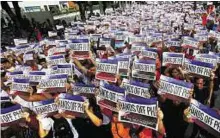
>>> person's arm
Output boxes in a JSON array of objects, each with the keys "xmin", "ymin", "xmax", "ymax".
[
  {"xmin": 183, "ymin": 107, "xmax": 194, "ymax": 123},
  {"xmin": 38, "ymin": 120, "xmax": 50, "ymax": 138},
  {"xmin": 18, "ymin": 94, "xmax": 48, "ymax": 102},
  {"xmin": 73, "ymin": 58, "xmax": 87, "ymax": 74},
  {"xmin": 60, "ymin": 112, "xmax": 76, "ymax": 119},
  {"xmin": 84, "ymin": 100, "xmax": 103, "ymax": 127},
  {"xmin": 157, "ymin": 108, "xmax": 166, "ymax": 135},
  {"xmin": 207, "ymin": 71, "xmax": 215, "ymax": 105}
]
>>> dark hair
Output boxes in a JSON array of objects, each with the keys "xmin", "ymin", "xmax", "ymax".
[
  {"xmin": 88, "ymin": 96, "xmax": 101, "ymax": 113},
  {"xmin": 1, "ymin": 58, "xmax": 9, "ymax": 64},
  {"xmin": 169, "ymin": 67, "xmax": 180, "ymax": 77},
  {"xmin": 194, "ymin": 77, "xmax": 204, "ymax": 83},
  {"xmin": 39, "ymin": 58, "xmax": 46, "ymax": 63}
]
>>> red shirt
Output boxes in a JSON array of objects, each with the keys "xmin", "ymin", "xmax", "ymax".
[{"xmin": 202, "ymin": 14, "xmax": 208, "ymax": 26}]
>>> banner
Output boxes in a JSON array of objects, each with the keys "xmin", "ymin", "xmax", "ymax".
[
  {"xmin": 38, "ymin": 74, "xmax": 67, "ymax": 92},
  {"xmin": 185, "ymin": 59, "xmax": 214, "ymax": 77},
  {"xmin": 95, "ymin": 59, "xmax": 118, "ymax": 83},
  {"xmin": 11, "ymin": 78, "xmax": 29, "ymax": 92},
  {"xmin": 69, "ymin": 39, "xmax": 90, "ymax": 59},
  {"xmin": 195, "ymin": 54, "xmax": 218, "ymax": 66},
  {"xmin": 97, "ymin": 83, "xmax": 125, "ymax": 112},
  {"xmin": 189, "ymin": 99, "xmax": 220, "ymax": 137},
  {"xmin": 140, "ymin": 48, "xmax": 158, "ymax": 60},
  {"xmin": 122, "ymin": 79, "xmax": 151, "ymax": 99},
  {"xmin": 132, "ymin": 59, "xmax": 156, "ymax": 80},
  {"xmin": 162, "ymin": 52, "xmax": 184, "ymax": 66},
  {"xmin": 33, "ymin": 99, "xmax": 58, "ymax": 116},
  {"xmin": 118, "ymin": 97, "xmax": 158, "ymax": 130},
  {"xmin": 1, "ymin": 105, "xmax": 23, "ymax": 127},
  {"xmin": 47, "ymin": 55, "xmax": 66, "ymax": 67},
  {"xmin": 58, "ymin": 93, "xmax": 85, "ymax": 117},
  {"xmin": 158, "ymin": 75, "xmax": 193, "ymax": 102},
  {"xmin": 29, "ymin": 71, "xmax": 46, "ymax": 83}
]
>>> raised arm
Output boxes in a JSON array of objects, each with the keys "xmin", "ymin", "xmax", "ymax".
[
  {"xmin": 207, "ymin": 71, "xmax": 215, "ymax": 106},
  {"xmin": 84, "ymin": 100, "xmax": 103, "ymax": 127}
]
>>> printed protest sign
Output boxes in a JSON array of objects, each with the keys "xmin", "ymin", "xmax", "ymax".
[
  {"xmin": 184, "ymin": 59, "xmax": 214, "ymax": 77},
  {"xmin": 95, "ymin": 58, "xmax": 118, "ymax": 83},
  {"xmin": 15, "ymin": 45, "xmax": 32, "ymax": 56},
  {"xmin": 8, "ymin": 71, "xmax": 25, "ymax": 82},
  {"xmin": 72, "ymin": 83, "xmax": 96, "ymax": 96},
  {"xmin": 97, "ymin": 83, "xmax": 125, "ymax": 112},
  {"xmin": 11, "ymin": 78, "xmax": 29, "ymax": 92},
  {"xmin": 56, "ymin": 25, "xmax": 64, "ymax": 30},
  {"xmin": 58, "ymin": 93, "xmax": 85, "ymax": 117},
  {"xmin": 14, "ymin": 39, "xmax": 28, "ymax": 46},
  {"xmin": 33, "ymin": 99, "xmax": 58, "ymax": 116},
  {"xmin": 29, "ymin": 71, "xmax": 46, "ymax": 83},
  {"xmin": 181, "ymin": 37, "xmax": 199, "ymax": 49},
  {"xmin": 158, "ymin": 75, "xmax": 193, "ymax": 102},
  {"xmin": 38, "ymin": 74, "xmax": 68, "ymax": 93},
  {"xmin": 129, "ymin": 35, "xmax": 145, "ymax": 44},
  {"xmin": 99, "ymin": 38, "xmax": 111, "ymax": 47},
  {"xmin": 48, "ymin": 31, "xmax": 57, "ymax": 37},
  {"xmin": 162, "ymin": 52, "xmax": 184, "ymax": 66},
  {"xmin": 47, "ymin": 55, "xmax": 66, "ymax": 67},
  {"xmin": 132, "ymin": 59, "xmax": 156, "ymax": 80},
  {"xmin": 1, "ymin": 105, "xmax": 23, "ymax": 127},
  {"xmin": 116, "ymin": 57, "xmax": 130, "ymax": 77},
  {"xmin": 115, "ymin": 40, "xmax": 125, "ymax": 48},
  {"xmin": 194, "ymin": 34, "xmax": 208, "ymax": 42},
  {"xmin": 131, "ymin": 42, "xmax": 147, "ymax": 55},
  {"xmin": 48, "ymin": 46, "xmax": 66, "ymax": 56},
  {"xmin": 140, "ymin": 48, "xmax": 158, "ymax": 60},
  {"xmin": 195, "ymin": 54, "xmax": 218, "ymax": 67},
  {"xmin": 23, "ymin": 53, "xmax": 34, "ymax": 62},
  {"xmin": 90, "ymin": 34, "xmax": 102, "ymax": 42},
  {"xmin": 69, "ymin": 39, "xmax": 90, "ymax": 59},
  {"xmin": 56, "ymin": 64, "xmax": 73, "ymax": 78},
  {"xmin": 122, "ymin": 79, "xmax": 151, "ymax": 99},
  {"xmin": 189, "ymin": 99, "xmax": 220, "ymax": 137},
  {"xmin": 118, "ymin": 97, "xmax": 158, "ymax": 130},
  {"xmin": 164, "ymin": 39, "xmax": 181, "ymax": 47}
]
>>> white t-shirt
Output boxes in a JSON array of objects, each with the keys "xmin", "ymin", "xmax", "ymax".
[{"xmin": 39, "ymin": 117, "xmax": 54, "ymax": 131}]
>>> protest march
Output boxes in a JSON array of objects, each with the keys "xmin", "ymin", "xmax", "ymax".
[{"xmin": 1, "ymin": 1, "xmax": 220, "ymax": 138}]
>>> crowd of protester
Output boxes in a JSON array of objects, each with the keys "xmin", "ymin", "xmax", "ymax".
[{"xmin": 1, "ymin": 1, "xmax": 220, "ymax": 138}]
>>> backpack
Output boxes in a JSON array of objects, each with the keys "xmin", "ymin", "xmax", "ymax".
[{"xmin": 53, "ymin": 117, "xmax": 74, "ymax": 138}]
